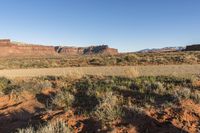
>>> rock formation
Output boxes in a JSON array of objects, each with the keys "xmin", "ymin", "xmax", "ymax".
[
  {"xmin": 0, "ymin": 39, "xmax": 118, "ymax": 57},
  {"xmin": 57, "ymin": 45, "xmax": 118, "ymax": 55},
  {"xmin": 0, "ymin": 39, "xmax": 11, "ymax": 46},
  {"xmin": 83, "ymin": 45, "xmax": 118, "ymax": 55},
  {"xmin": 185, "ymin": 44, "xmax": 200, "ymax": 51},
  {"xmin": 56, "ymin": 47, "xmax": 84, "ymax": 55}
]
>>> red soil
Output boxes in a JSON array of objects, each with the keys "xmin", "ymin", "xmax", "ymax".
[{"xmin": 0, "ymin": 89, "xmax": 199, "ymax": 133}]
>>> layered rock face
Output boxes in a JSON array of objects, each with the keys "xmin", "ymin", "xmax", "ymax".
[
  {"xmin": 0, "ymin": 39, "xmax": 11, "ymax": 46},
  {"xmin": 0, "ymin": 40, "xmax": 57, "ymax": 57},
  {"xmin": 83, "ymin": 45, "xmax": 118, "ymax": 55},
  {"xmin": 57, "ymin": 45, "xmax": 118, "ymax": 55},
  {"xmin": 0, "ymin": 39, "xmax": 118, "ymax": 57},
  {"xmin": 55, "ymin": 46, "xmax": 84, "ymax": 55},
  {"xmin": 185, "ymin": 44, "xmax": 200, "ymax": 51}
]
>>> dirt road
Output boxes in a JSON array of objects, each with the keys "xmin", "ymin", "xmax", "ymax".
[{"xmin": 0, "ymin": 65, "xmax": 199, "ymax": 78}]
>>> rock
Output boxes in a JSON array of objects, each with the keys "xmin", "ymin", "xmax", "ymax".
[
  {"xmin": 185, "ymin": 44, "xmax": 200, "ymax": 51},
  {"xmin": 58, "ymin": 47, "xmax": 84, "ymax": 55},
  {"xmin": 0, "ymin": 39, "xmax": 11, "ymax": 46},
  {"xmin": 0, "ymin": 39, "xmax": 119, "ymax": 57},
  {"xmin": 57, "ymin": 45, "xmax": 118, "ymax": 55}
]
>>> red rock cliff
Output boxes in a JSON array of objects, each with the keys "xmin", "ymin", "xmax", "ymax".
[
  {"xmin": 0, "ymin": 39, "xmax": 118, "ymax": 57},
  {"xmin": 58, "ymin": 45, "xmax": 118, "ymax": 55}
]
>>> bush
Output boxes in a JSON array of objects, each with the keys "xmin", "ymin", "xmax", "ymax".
[
  {"xmin": 151, "ymin": 82, "xmax": 166, "ymax": 94},
  {"xmin": 53, "ymin": 90, "xmax": 74, "ymax": 110},
  {"xmin": 17, "ymin": 120, "xmax": 71, "ymax": 133},
  {"xmin": 116, "ymin": 58, "xmax": 123, "ymax": 64},
  {"xmin": 2, "ymin": 84, "xmax": 21, "ymax": 95},
  {"xmin": 174, "ymin": 87, "xmax": 191, "ymax": 99},
  {"xmin": 191, "ymin": 90, "xmax": 200, "ymax": 103},
  {"xmin": 156, "ymin": 76, "xmax": 192, "ymax": 87},
  {"xmin": 20, "ymin": 80, "xmax": 52, "ymax": 94},
  {"xmin": 124, "ymin": 54, "xmax": 138, "ymax": 62},
  {"xmin": 0, "ymin": 77, "xmax": 11, "ymax": 95},
  {"xmin": 121, "ymin": 105, "xmax": 144, "ymax": 120},
  {"xmin": 94, "ymin": 92, "xmax": 123, "ymax": 122},
  {"xmin": 89, "ymin": 58, "xmax": 105, "ymax": 66}
]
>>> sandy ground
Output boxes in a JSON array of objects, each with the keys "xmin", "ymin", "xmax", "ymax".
[{"xmin": 0, "ymin": 64, "xmax": 199, "ymax": 78}]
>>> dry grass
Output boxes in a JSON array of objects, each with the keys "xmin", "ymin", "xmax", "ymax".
[
  {"xmin": 0, "ymin": 51, "xmax": 200, "ymax": 69},
  {"xmin": 0, "ymin": 75, "xmax": 199, "ymax": 132},
  {"xmin": 17, "ymin": 121, "xmax": 71, "ymax": 133},
  {"xmin": 0, "ymin": 65, "xmax": 199, "ymax": 78}
]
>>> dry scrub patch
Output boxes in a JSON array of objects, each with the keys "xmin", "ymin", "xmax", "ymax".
[
  {"xmin": 0, "ymin": 75, "xmax": 199, "ymax": 133},
  {"xmin": 1, "ymin": 51, "xmax": 200, "ymax": 69}
]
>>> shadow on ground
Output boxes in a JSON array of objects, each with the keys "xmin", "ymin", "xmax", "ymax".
[
  {"xmin": 119, "ymin": 107, "xmax": 187, "ymax": 133},
  {"xmin": 0, "ymin": 107, "xmax": 45, "ymax": 133}
]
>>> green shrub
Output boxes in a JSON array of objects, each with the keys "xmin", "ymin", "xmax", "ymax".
[
  {"xmin": 89, "ymin": 58, "xmax": 105, "ymax": 66},
  {"xmin": 156, "ymin": 76, "xmax": 192, "ymax": 87},
  {"xmin": 116, "ymin": 58, "xmax": 123, "ymax": 64},
  {"xmin": 124, "ymin": 54, "xmax": 138, "ymax": 62},
  {"xmin": 0, "ymin": 77, "xmax": 11, "ymax": 95},
  {"xmin": 191, "ymin": 90, "xmax": 200, "ymax": 103}
]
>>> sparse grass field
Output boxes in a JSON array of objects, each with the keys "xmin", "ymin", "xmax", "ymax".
[
  {"xmin": 1, "ymin": 51, "xmax": 200, "ymax": 69},
  {"xmin": 0, "ymin": 75, "xmax": 199, "ymax": 133},
  {"xmin": 0, "ymin": 65, "xmax": 199, "ymax": 78},
  {"xmin": 0, "ymin": 51, "xmax": 200, "ymax": 133}
]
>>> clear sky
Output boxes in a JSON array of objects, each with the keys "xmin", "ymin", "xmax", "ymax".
[{"xmin": 0, "ymin": 0, "xmax": 200, "ymax": 52}]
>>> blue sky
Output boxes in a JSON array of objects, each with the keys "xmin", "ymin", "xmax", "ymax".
[{"xmin": 0, "ymin": 0, "xmax": 200, "ymax": 52}]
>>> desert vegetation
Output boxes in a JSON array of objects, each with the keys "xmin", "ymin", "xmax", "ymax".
[
  {"xmin": 0, "ymin": 51, "xmax": 200, "ymax": 69},
  {"xmin": 0, "ymin": 75, "xmax": 199, "ymax": 132},
  {"xmin": 1, "ymin": 1, "xmax": 200, "ymax": 133}
]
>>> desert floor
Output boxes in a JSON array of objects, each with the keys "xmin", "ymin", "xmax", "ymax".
[{"xmin": 0, "ymin": 64, "xmax": 199, "ymax": 78}]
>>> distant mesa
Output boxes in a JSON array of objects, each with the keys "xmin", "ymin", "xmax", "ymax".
[
  {"xmin": 55, "ymin": 45, "xmax": 118, "ymax": 55},
  {"xmin": 1, "ymin": 39, "xmax": 199, "ymax": 57},
  {"xmin": 137, "ymin": 44, "xmax": 200, "ymax": 53},
  {"xmin": 0, "ymin": 39, "xmax": 11, "ymax": 46},
  {"xmin": 137, "ymin": 47, "xmax": 185, "ymax": 53},
  {"xmin": 185, "ymin": 44, "xmax": 200, "ymax": 51},
  {"xmin": 0, "ymin": 39, "xmax": 118, "ymax": 57}
]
